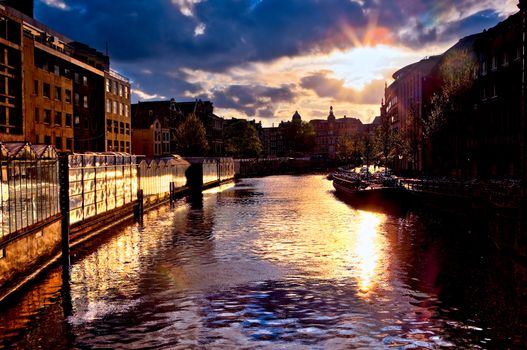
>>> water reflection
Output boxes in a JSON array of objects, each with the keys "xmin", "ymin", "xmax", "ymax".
[
  {"xmin": 353, "ymin": 211, "xmax": 385, "ymax": 296},
  {"xmin": 1, "ymin": 175, "xmax": 527, "ymax": 349}
]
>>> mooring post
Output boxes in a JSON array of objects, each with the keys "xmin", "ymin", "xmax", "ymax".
[
  {"xmin": 135, "ymin": 189, "xmax": 144, "ymax": 222},
  {"xmin": 58, "ymin": 152, "xmax": 70, "ymax": 267},
  {"xmin": 169, "ymin": 182, "xmax": 174, "ymax": 207}
]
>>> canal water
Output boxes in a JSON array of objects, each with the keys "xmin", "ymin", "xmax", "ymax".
[{"xmin": 1, "ymin": 175, "xmax": 526, "ymax": 349}]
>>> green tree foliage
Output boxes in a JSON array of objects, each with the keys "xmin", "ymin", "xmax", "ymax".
[
  {"xmin": 425, "ymin": 48, "xmax": 476, "ymax": 136},
  {"xmin": 174, "ymin": 113, "xmax": 209, "ymax": 156},
  {"xmin": 283, "ymin": 120, "xmax": 316, "ymax": 156},
  {"xmin": 224, "ymin": 120, "xmax": 262, "ymax": 158}
]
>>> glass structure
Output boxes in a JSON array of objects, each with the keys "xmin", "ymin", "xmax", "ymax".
[{"xmin": 0, "ymin": 143, "xmax": 59, "ymax": 240}]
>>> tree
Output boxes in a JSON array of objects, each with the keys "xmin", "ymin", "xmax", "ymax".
[
  {"xmin": 336, "ymin": 136, "xmax": 355, "ymax": 162},
  {"xmin": 223, "ymin": 120, "xmax": 262, "ymax": 158},
  {"xmin": 374, "ymin": 115, "xmax": 395, "ymax": 173},
  {"xmin": 282, "ymin": 120, "xmax": 316, "ymax": 156},
  {"xmin": 174, "ymin": 113, "xmax": 209, "ymax": 156},
  {"xmin": 424, "ymin": 48, "xmax": 477, "ymax": 137}
]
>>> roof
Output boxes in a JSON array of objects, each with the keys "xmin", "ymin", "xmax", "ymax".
[{"xmin": 0, "ymin": 142, "xmax": 58, "ymax": 160}]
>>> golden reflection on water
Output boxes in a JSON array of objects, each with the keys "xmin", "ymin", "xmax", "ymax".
[
  {"xmin": 253, "ymin": 177, "xmax": 389, "ymax": 297},
  {"xmin": 353, "ymin": 211, "xmax": 385, "ymax": 296}
]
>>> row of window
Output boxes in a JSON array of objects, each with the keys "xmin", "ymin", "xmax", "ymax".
[
  {"xmin": 35, "ymin": 107, "xmax": 73, "ymax": 127},
  {"xmin": 106, "ymin": 99, "xmax": 129, "ymax": 117},
  {"xmin": 480, "ymin": 47, "xmax": 521, "ymax": 76},
  {"xmin": 106, "ymin": 119, "xmax": 131, "ymax": 135},
  {"xmin": 105, "ymin": 78, "xmax": 129, "ymax": 99},
  {"xmin": 37, "ymin": 60, "xmax": 89, "ymax": 87},
  {"xmin": 107, "ymin": 140, "xmax": 131, "ymax": 153},
  {"xmin": 34, "ymin": 80, "xmax": 72, "ymax": 103},
  {"xmin": 39, "ymin": 134, "xmax": 73, "ymax": 151}
]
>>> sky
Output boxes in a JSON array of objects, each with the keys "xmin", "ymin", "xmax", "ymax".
[{"xmin": 36, "ymin": 0, "xmax": 519, "ymax": 126}]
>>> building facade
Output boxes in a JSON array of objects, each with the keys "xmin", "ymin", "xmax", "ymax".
[
  {"xmin": 309, "ymin": 107, "xmax": 364, "ymax": 159},
  {"xmin": 0, "ymin": 1, "xmax": 131, "ymax": 152}
]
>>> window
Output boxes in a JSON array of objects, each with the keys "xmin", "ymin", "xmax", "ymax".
[
  {"xmin": 55, "ymin": 111, "xmax": 62, "ymax": 126},
  {"xmin": 112, "ymin": 81, "xmax": 117, "ymax": 94},
  {"xmin": 105, "ymin": 78, "xmax": 111, "ymax": 92},
  {"xmin": 120, "ymin": 141, "xmax": 124, "ymax": 152},
  {"xmin": 75, "ymin": 115, "xmax": 80, "ymax": 125},
  {"xmin": 481, "ymin": 61, "xmax": 487, "ymax": 76},
  {"xmin": 65, "ymin": 89, "xmax": 72, "ymax": 103},
  {"xmin": 114, "ymin": 140, "xmax": 119, "ymax": 150},
  {"xmin": 482, "ymin": 86, "xmax": 487, "ymax": 100},
  {"xmin": 54, "ymin": 65, "xmax": 60, "ymax": 76},
  {"xmin": 125, "ymin": 141, "xmax": 130, "ymax": 153},
  {"xmin": 120, "ymin": 122, "xmax": 124, "ymax": 134},
  {"xmin": 148, "ymin": 110, "xmax": 153, "ymax": 117},
  {"xmin": 106, "ymin": 99, "xmax": 111, "ymax": 113},
  {"xmin": 107, "ymin": 140, "xmax": 113, "ymax": 151},
  {"xmin": 118, "ymin": 84, "xmax": 123, "ymax": 97},
  {"xmin": 491, "ymin": 56, "xmax": 497, "ymax": 71},
  {"xmin": 74, "ymin": 72, "xmax": 79, "ymax": 83},
  {"xmin": 125, "ymin": 123, "xmax": 130, "ymax": 135},
  {"xmin": 113, "ymin": 120, "xmax": 118, "ymax": 133},
  {"xmin": 65, "ymin": 113, "xmax": 72, "ymax": 127},
  {"xmin": 112, "ymin": 101, "xmax": 117, "ymax": 114},
  {"xmin": 34, "ymin": 80, "xmax": 38, "ymax": 95},
  {"xmin": 43, "ymin": 109, "xmax": 51, "ymax": 124},
  {"xmin": 74, "ymin": 93, "xmax": 80, "ymax": 106},
  {"xmin": 66, "ymin": 138, "xmax": 73, "ymax": 150},
  {"xmin": 55, "ymin": 86, "xmax": 61, "ymax": 101},
  {"xmin": 119, "ymin": 102, "xmax": 123, "ymax": 116},
  {"xmin": 503, "ymin": 53, "xmax": 509, "ymax": 67},
  {"xmin": 44, "ymin": 135, "xmax": 51, "ymax": 145},
  {"xmin": 492, "ymin": 83, "xmax": 498, "ymax": 98},
  {"xmin": 35, "ymin": 107, "xmax": 39, "ymax": 123},
  {"xmin": 107, "ymin": 119, "xmax": 112, "ymax": 132},
  {"xmin": 64, "ymin": 68, "xmax": 71, "ymax": 79},
  {"xmin": 82, "ymin": 76, "xmax": 88, "ymax": 86},
  {"xmin": 43, "ymin": 83, "xmax": 50, "ymax": 98},
  {"xmin": 124, "ymin": 105, "xmax": 129, "ymax": 117},
  {"xmin": 56, "ymin": 136, "xmax": 62, "ymax": 149},
  {"xmin": 124, "ymin": 86, "xmax": 129, "ymax": 99},
  {"xmin": 83, "ymin": 95, "xmax": 88, "ymax": 108}
]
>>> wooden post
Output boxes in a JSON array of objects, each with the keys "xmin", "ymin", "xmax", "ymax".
[
  {"xmin": 135, "ymin": 189, "xmax": 144, "ymax": 222},
  {"xmin": 58, "ymin": 152, "xmax": 70, "ymax": 267}
]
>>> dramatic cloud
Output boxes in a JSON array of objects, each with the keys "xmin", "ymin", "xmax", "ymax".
[
  {"xmin": 301, "ymin": 71, "xmax": 385, "ymax": 105},
  {"xmin": 35, "ymin": 0, "xmax": 519, "ymax": 125}
]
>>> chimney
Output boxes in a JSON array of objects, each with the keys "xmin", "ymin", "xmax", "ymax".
[{"xmin": 2, "ymin": 0, "xmax": 34, "ymax": 18}]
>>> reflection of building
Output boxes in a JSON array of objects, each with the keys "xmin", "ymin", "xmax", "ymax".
[
  {"xmin": 0, "ymin": 1, "xmax": 131, "ymax": 152},
  {"xmin": 309, "ymin": 107, "xmax": 364, "ymax": 159}
]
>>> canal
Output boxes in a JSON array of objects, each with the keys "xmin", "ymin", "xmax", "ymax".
[{"xmin": 1, "ymin": 175, "xmax": 526, "ymax": 349}]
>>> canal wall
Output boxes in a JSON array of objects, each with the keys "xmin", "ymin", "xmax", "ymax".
[
  {"xmin": 235, "ymin": 158, "xmax": 330, "ymax": 177},
  {"xmin": 0, "ymin": 144, "xmax": 235, "ymax": 304}
]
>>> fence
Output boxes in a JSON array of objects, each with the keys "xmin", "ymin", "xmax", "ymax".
[
  {"xmin": 0, "ymin": 143, "xmax": 59, "ymax": 240},
  {"xmin": 68, "ymin": 153, "xmax": 138, "ymax": 225},
  {"xmin": 138, "ymin": 156, "xmax": 190, "ymax": 198}
]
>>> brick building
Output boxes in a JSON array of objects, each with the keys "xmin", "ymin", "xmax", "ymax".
[{"xmin": 0, "ymin": 0, "xmax": 131, "ymax": 152}]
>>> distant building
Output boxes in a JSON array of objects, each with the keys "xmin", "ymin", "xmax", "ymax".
[
  {"xmin": 260, "ymin": 126, "xmax": 284, "ymax": 157},
  {"xmin": 0, "ymin": 1, "xmax": 131, "ymax": 152},
  {"xmin": 309, "ymin": 107, "xmax": 364, "ymax": 159},
  {"xmin": 174, "ymin": 100, "xmax": 224, "ymax": 156},
  {"xmin": 132, "ymin": 99, "xmax": 224, "ymax": 157}
]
